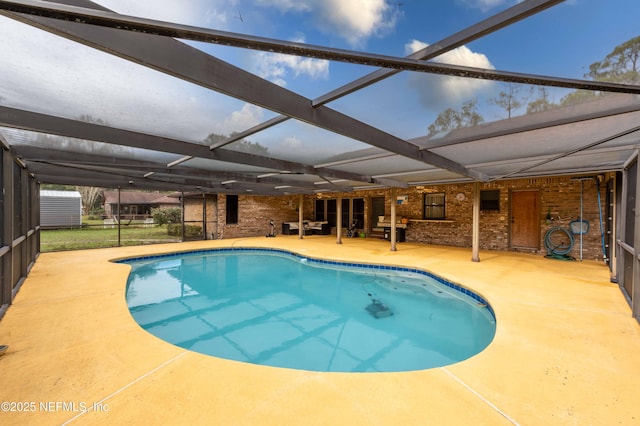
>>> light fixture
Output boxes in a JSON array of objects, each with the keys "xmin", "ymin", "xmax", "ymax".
[
  {"xmin": 167, "ymin": 156, "xmax": 193, "ymax": 167},
  {"xmin": 314, "ymin": 178, "xmax": 347, "ymax": 185}
]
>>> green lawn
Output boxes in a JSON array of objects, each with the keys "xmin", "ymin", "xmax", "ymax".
[{"xmin": 40, "ymin": 223, "xmax": 180, "ymax": 252}]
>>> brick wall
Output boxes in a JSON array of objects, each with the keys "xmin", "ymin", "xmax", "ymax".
[
  {"xmin": 327, "ymin": 175, "xmax": 608, "ymax": 261},
  {"xmin": 184, "ymin": 174, "xmax": 612, "ymax": 261},
  {"xmin": 191, "ymin": 194, "xmax": 302, "ymax": 239}
]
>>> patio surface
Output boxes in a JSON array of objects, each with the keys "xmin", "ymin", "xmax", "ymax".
[{"xmin": 0, "ymin": 236, "xmax": 639, "ymax": 425}]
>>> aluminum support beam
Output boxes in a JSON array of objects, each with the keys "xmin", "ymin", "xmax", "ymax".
[
  {"xmin": 12, "ymin": 145, "xmax": 351, "ymax": 190},
  {"xmin": 1, "ymin": 0, "xmax": 638, "ymax": 95},
  {"xmin": 0, "ymin": 106, "xmax": 402, "ymax": 189},
  {"xmin": 0, "ymin": 0, "xmax": 487, "ymax": 181},
  {"xmin": 26, "ymin": 160, "xmax": 318, "ymax": 195},
  {"xmin": 415, "ymin": 95, "xmax": 640, "ymax": 149},
  {"xmin": 496, "ymin": 124, "xmax": 640, "ymax": 180},
  {"xmin": 214, "ymin": 0, "xmax": 564, "ymax": 147},
  {"xmin": 312, "ymin": 0, "xmax": 565, "ymax": 106}
]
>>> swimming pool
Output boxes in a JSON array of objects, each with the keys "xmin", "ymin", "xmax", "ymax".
[{"xmin": 122, "ymin": 248, "xmax": 495, "ymax": 372}]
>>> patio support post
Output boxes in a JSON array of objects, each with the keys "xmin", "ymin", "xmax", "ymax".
[
  {"xmin": 214, "ymin": 195, "xmax": 219, "ymax": 240},
  {"xmin": 336, "ymin": 194, "xmax": 342, "ymax": 244},
  {"xmin": 472, "ymin": 182, "xmax": 481, "ymax": 262},
  {"xmin": 298, "ymin": 194, "xmax": 304, "ymax": 239},
  {"xmin": 202, "ymin": 193, "xmax": 206, "ymax": 240},
  {"xmin": 117, "ymin": 187, "xmax": 121, "ymax": 247},
  {"xmin": 181, "ymin": 191, "xmax": 185, "ymax": 242},
  {"xmin": 390, "ymin": 188, "xmax": 397, "ymax": 252}
]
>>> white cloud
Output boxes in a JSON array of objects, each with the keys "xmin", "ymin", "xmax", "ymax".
[
  {"xmin": 405, "ymin": 39, "xmax": 495, "ymax": 111},
  {"xmin": 255, "ymin": 0, "xmax": 399, "ymax": 47},
  {"xmin": 221, "ymin": 103, "xmax": 265, "ymax": 134},
  {"xmin": 282, "ymin": 136, "xmax": 303, "ymax": 150},
  {"xmin": 95, "ymin": 0, "xmax": 236, "ymax": 28},
  {"xmin": 254, "ymin": 0, "xmax": 312, "ymax": 13},
  {"xmin": 98, "ymin": 0, "xmax": 402, "ymax": 48},
  {"xmin": 203, "ymin": 7, "xmax": 229, "ymax": 26},
  {"xmin": 316, "ymin": 0, "xmax": 398, "ymax": 47},
  {"xmin": 96, "ymin": 0, "xmax": 392, "ymax": 87},
  {"xmin": 252, "ymin": 35, "xmax": 330, "ymax": 87}
]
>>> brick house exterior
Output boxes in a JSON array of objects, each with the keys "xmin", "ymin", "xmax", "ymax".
[{"xmin": 183, "ymin": 173, "xmax": 613, "ymax": 262}]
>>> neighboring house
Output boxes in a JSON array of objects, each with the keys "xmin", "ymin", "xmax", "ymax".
[
  {"xmin": 40, "ymin": 190, "xmax": 82, "ymax": 229},
  {"xmin": 102, "ymin": 190, "xmax": 180, "ymax": 220}
]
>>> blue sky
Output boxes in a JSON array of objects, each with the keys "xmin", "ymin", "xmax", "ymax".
[{"xmin": 1, "ymin": 0, "xmax": 639, "ymax": 161}]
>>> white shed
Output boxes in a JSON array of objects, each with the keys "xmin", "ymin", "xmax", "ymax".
[{"xmin": 40, "ymin": 190, "xmax": 82, "ymax": 228}]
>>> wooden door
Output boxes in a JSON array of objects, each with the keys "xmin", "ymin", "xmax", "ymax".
[{"xmin": 511, "ymin": 190, "xmax": 540, "ymax": 249}]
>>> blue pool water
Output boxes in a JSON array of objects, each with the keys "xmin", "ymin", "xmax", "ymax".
[{"xmin": 122, "ymin": 248, "xmax": 496, "ymax": 372}]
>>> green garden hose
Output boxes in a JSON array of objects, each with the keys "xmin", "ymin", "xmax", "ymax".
[{"xmin": 544, "ymin": 227, "xmax": 574, "ymax": 258}]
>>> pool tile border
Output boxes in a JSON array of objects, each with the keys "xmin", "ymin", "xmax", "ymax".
[{"xmin": 116, "ymin": 247, "xmax": 495, "ymax": 319}]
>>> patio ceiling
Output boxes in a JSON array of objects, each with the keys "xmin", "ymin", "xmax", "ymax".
[{"xmin": 0, "ymin": 0, "xmax": 639, "ymax": 195}]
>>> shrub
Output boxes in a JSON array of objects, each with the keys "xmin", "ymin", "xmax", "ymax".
[
  {"xmin": 167, "ymin": 224, "xmax": 179, "ymax": 236},
  {"xmin": 151, "ymin": 207, "xmax": 181, "ymax": 226},
  {"xmin": 185, "ymin": 225, "xmax": 203, "ymax": 237},
  {"xmin": 167, "ymin": 224, "xmax": 202, "ymax": 237}
]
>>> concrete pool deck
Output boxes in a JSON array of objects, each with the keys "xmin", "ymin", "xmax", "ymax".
[{"xmin": 0, "ymin": 236, "xmax": 639, "ymax": 425}]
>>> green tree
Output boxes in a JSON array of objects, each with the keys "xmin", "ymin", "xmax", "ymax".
[
  {"xmin": 559, "ymin": 89, "xmax": 600, "ymax": 107},
  {"xmin": 586, "ymin": 36, "xmax": 640, "ymax": 84},
  {"xmin": 33, "ymin": 113, "xmax": 141, "ymax": 160},
  {"xmin": 560, "ymin": 36, "xmax": 640, "ymax": 107},
  {"xmin": 204, "ymin": 133, "xmax": 269, "ymax": 156},
  {"xmin": 75, "ymin": 186, "xmax": 102, "ymax": 215},
  {"xmin": 427, "ymin": 99, "xmax": 484, "ymax": 136},
  {"xmin": 489, "ymin": 83, "xmax": 526, "ymax": 119},
  {"xmin": 527, "ymin": 86, "xmax": 558, "ymax": 113}
]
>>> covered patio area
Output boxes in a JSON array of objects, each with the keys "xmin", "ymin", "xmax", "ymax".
[{"xmin": 0, "ymin": 237, "xmax": 638, "ymax": 425}]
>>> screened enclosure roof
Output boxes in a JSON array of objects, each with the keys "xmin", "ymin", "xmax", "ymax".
[{"xmin": 0, "ymin": 0, "xmax": 639, "ymax": 195}]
